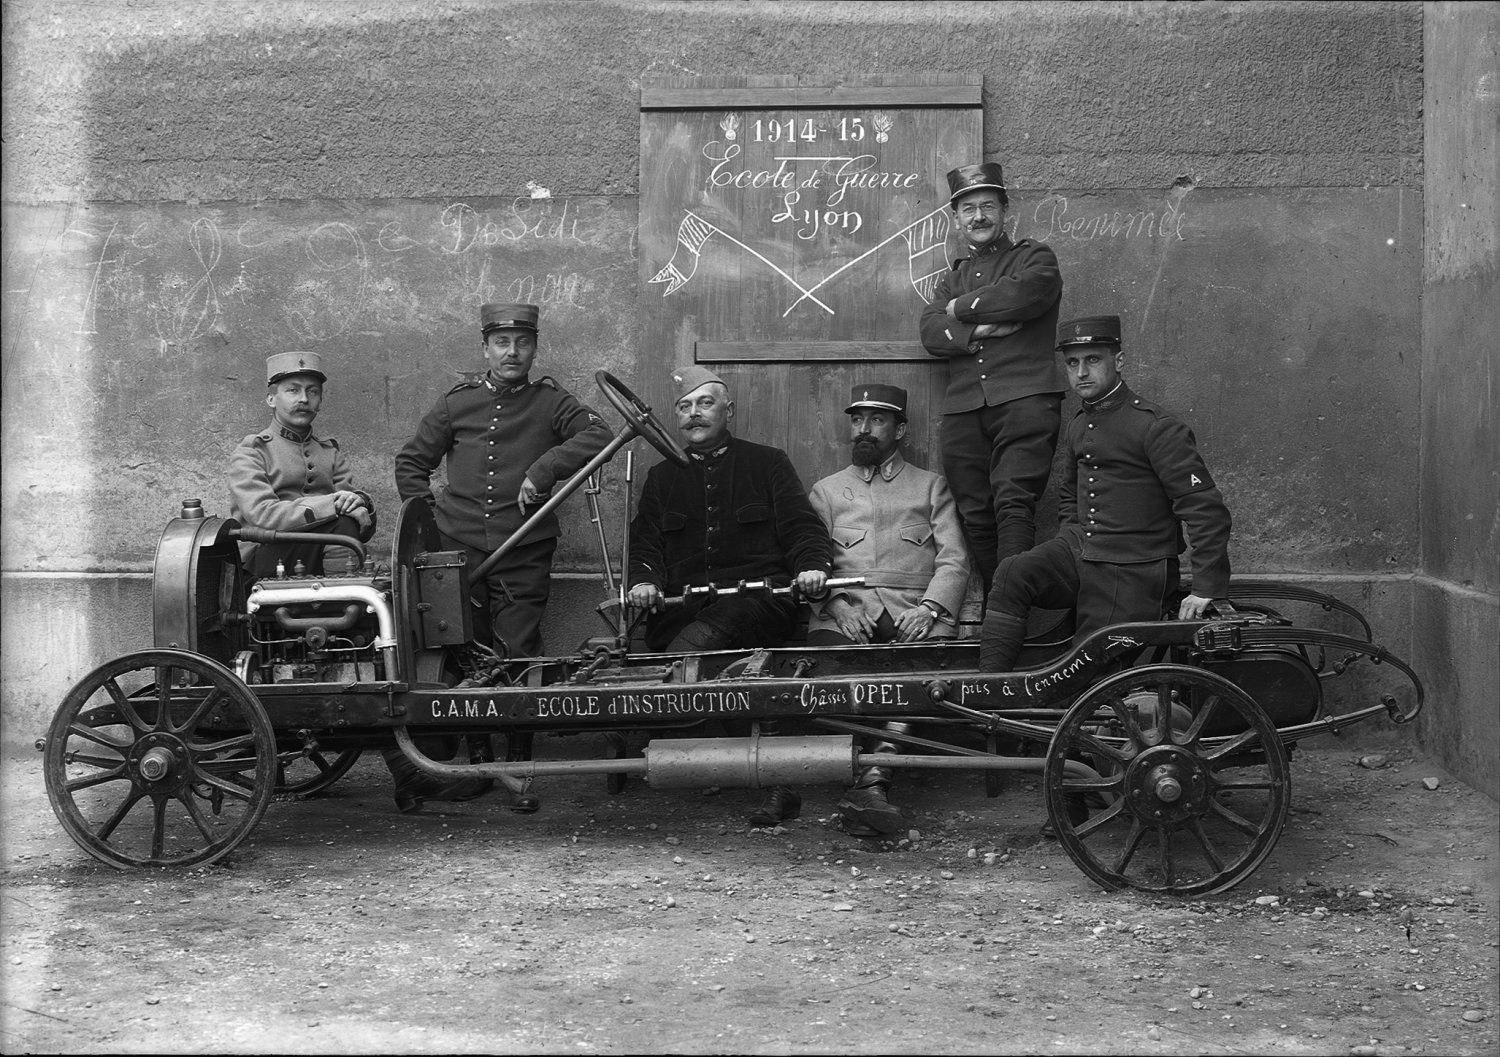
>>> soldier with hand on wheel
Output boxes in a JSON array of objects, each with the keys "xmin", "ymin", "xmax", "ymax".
[{"xmin": 626, "ymin": 365, "xmax": 832, "ymax": 828}]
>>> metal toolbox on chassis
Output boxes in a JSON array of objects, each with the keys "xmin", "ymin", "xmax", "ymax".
[{"xmin": 411, "ymin": 551, "xmax": 472, "ymax": 648}]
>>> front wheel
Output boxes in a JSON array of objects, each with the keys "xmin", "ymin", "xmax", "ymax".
[
  {"xmin": 1043, "ymin": 663, "xmax": 1290, "ymax": 896},
  {"xmin": 42, "ymin": 649, "xmax": 276, "ymax": 868}
]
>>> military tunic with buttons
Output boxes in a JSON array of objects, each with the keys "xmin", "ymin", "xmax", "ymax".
[
  {"xmin": 981, "ymin": 379, "xmax": 1232, "ymax": 669},
  {"xmin": 918, "ymin": 233, "xmax": 1066, "ymax": 413},
  {"xmin": 395, "ymin": 373, "xmax": 612, "ymax": 654},
  {"xmin": 395, "ymin": 374, "xmax": 612, "ymax": 551},
  {"xmin": 628, "ymin": 436, "xmax": 833, "ymax": 652},
  {"xmin": 806, "ymin": 453, "xmax": 970, "ymax": 639},
  {"xmin": 1060, "ymin": 380, "xmax": 1231, "ymax": 596},
  {"xmin": 228, "ymin": 423, "xmax": 374, "ymax": 571},
  {"xmin": 917, "ymin": 232, "xmax": 1067, "ymax": 587}
]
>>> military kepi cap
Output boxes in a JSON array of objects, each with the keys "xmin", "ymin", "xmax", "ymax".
[
  {"xmin": 480, "ymin": 302, "xmax": 540, "ymax": 334},
  {"xmin": 845, "ymin": 383, "xmax": 908, "ymax": 419},
  {"xmin": 946, "ymin": 162, "xmax": 1007, "ymax": 205},
  {"xmin": 671, "ymin": 364, "xmax": 726, "ymax": 401},
  {"xmin": 266, "ymin": 351, "xmax": 326, "ymax": 385},
  {"xmin": 1056, "ymin": 315, "xmax": 1123, "ymax": 350}
]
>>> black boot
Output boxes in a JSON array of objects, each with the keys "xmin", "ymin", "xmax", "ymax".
[
  {"xmin": 748, "ymin": 786, "xmax": 801, "ymax": 827},
  {"xmin": 381, "ymin": 747, "xmax": 490, "ymax": 814},
  {"xmin": 837, "ymin": 783, "xmax": 904, "ymax": 835}
]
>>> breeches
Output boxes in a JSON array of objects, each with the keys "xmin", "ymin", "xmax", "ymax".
[
  {"xmin": 646, "ymin": 594, "xmax": 798, "ymax": 652},
  {"xmin": 940, "ymin": 393, "xmax": 1062, "ymax": 592},
  {"xmin": 987, "ymin": 530, "xmax": 1179, "ymax": 643},
  {"xmin": 440, "ymin": 531, "xmax": 556, "ymax": 657}
]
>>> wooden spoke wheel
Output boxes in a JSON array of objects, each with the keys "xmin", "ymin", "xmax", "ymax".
[
  {"xmin": 43, "ymin": 649, "xmax": 276, "ymax": 869},
  {"xmin": 273, "ymin": 746, "xmax": 362, "ymax": 796},
  {"xmin": 1043, "ymin": 663, "xmax": 1290, "ymax": 896}
]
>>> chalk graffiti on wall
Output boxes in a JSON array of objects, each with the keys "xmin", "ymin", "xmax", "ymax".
[
  {"xmin": 1030, "ymin": 193, "xmax": 1189, "ymax": 243},
  {"xmin": 42, "ymin": 198, "xmax": 626, "ymax": 353}
]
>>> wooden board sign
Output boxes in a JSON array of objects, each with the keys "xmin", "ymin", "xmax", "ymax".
[{"xmin": 638, "ymin": 75, "xmax": 982, "ymax": 484}]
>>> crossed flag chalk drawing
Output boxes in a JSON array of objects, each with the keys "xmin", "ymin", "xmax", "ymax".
[{"xmin": 649, "ymin": 207, "xmax": 952, "ymax": 316}]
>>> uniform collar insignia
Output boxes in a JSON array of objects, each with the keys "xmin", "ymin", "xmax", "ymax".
[
  {"xmin": 689, "ymin": 439, "xmax": 731, "ymax": 463},
  {"xmin": 483, "ymin": 373, "xmax": 532, "ymax": 395},
  {"xmin": 968, "ymin": 232, "xmax": 1012, "ymax": 258},
  {"xmin": 277, "ymin": 424, "xmax": 313, "ymax": 443},
  {"xmin": 855, "ymin": 451, "xmax": 905, "ymax": 483},
  {"xmin": 1083, "ymin": 380, "xmax": 1129, "ymax": 414}
]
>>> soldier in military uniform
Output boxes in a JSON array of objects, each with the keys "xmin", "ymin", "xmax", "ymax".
[
  {"xmin": 626, "ymin": 365, "xmax": 832, "ymax": 827},
  {"xmin": 626, "ymin": 365, "xmax": 831, "ymax": 652},
  {"xmin": 395, "ymin": 303, "xmax": 613, "ymax": 657},
  {"xmin": 229, "ymin": 352, "xmax": 484, "ymax": 811},
  {"xmin": 979, "ymin": 315, "xmax": 1232, "ymax": 673},
  {"xmin": 806, "ymin": 382, "xmax": 971, "ymax": 836},
  {"xmin": 228, "ymin": 351, "xmax": 375, "ymax": 578},
  {"xmin": 919, "ymin": 161, "xmax": 1066, "ymax": 596}
]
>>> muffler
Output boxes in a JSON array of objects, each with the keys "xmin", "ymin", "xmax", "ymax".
[{"xmin": 643, "ymin": 735, "xmax": 856, "ymax": 789}]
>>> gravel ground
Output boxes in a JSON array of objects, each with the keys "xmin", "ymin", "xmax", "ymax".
[{"xmin": 2, "ymin": 733, "xmax": 1496, "ymax": 1055}]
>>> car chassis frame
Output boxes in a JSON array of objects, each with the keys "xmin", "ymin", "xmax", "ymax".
[{"xmin": 39, "ymin": 373, "xmax": 1425, "ymax": 897}]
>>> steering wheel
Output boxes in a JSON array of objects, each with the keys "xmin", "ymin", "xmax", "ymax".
[{"xmin": 595, "ymin": 371, "xmax": 690, "ymax": 468}]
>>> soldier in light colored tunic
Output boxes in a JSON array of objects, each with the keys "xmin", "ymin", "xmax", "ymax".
[
  {"xmin": 807, "ymin": 383, "xmax": 971, "ymax": 836},
  {"xmin": 227, "ymin": 351, "xmax": 374, "ymax": 578}
]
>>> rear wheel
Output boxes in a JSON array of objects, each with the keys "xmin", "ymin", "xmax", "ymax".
[
  {"xmin": 1044, "ymin": 663, "xmax": 1290, "ymax": 896},
  {"xmin": 42, "ymin": 649, "xmax": 276, "ymax": 868}
]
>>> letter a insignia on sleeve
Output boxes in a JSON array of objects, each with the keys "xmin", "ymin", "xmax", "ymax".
[{"xmin": 1190, "ymin": 474, "xmax": 1203, "ymax": 486}]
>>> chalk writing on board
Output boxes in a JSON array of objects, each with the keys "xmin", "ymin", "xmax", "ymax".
[
  {"xmin": 703, "ymin": 143, "xmax": 924, "ymax": 242},
  {"xmin": 650, "ymin": 205, "xmax": 951, "ymax": 318},
  {"xmin": 780, "ymin": 207, "xmax": 951, "ymax": 316}
]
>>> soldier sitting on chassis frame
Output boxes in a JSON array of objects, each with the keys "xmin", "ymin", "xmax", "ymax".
[
  {"xmin": 805, "ymin": 382, "xmax": 971, "ymax": 837},
  {"xmin": 979, "ymin": 314, "xmax": 1233, "ymax": 673},
  {"xmin": 626, "ymin": 365, "xmax": 832, "ymax": 828},
  {"xmin": 228, "ymin": 351, "xmax": 488, "ymax": 813}
]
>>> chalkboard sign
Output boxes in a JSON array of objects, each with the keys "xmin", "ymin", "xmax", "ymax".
[{"xmin": 638, "ymin": 75, "xmax": 983, "ymax": 484}]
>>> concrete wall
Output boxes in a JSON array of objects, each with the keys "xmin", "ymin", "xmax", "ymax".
[
  {"xmin": 1416, "ymin": 3, "xmax": 1500, "ymax": 799},
  {"xmin": 1, "ymin": 2, "xmax": 1434, "ymax": 753}
]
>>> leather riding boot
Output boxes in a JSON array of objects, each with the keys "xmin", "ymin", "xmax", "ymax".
[
  {"xmin": 838, "ymin": 782, "xmax": 904, "ymax": 835},
  {"xmin": 381, "ymin": 746, "xmax": 490, "ymax": 814},
  {"xmin": 979, "ymin": 612, "xmax": 1028, "ymax": 673},
  {"xmin": 748, "ymin": 786, "xmax": 801, "ymax": 827}
]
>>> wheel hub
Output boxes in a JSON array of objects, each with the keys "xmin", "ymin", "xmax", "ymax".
[
  {"xmin": 1123, "ymin": 745, "xmax": 1209, "ymax": 825},
  {"xmin": 129, "ymin": 734, "xmax": 187, "ymax": 787}
]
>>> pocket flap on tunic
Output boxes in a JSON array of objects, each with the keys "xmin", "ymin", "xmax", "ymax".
[
  {"xmin": 899, "ymin": 523, "xmax": 934, "ymax": 547},
  {"xmin": 736, "ymin": 503, "xmax": 770, "ymax": 524},
  {"xmin": 832, "ymin": 525, "xmax": 868, "ymax": 549}
]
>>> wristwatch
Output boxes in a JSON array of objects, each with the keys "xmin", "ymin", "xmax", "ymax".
[{"xmin": 919, "ymin": 602, "xmax": 941, "ymax": 621}]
